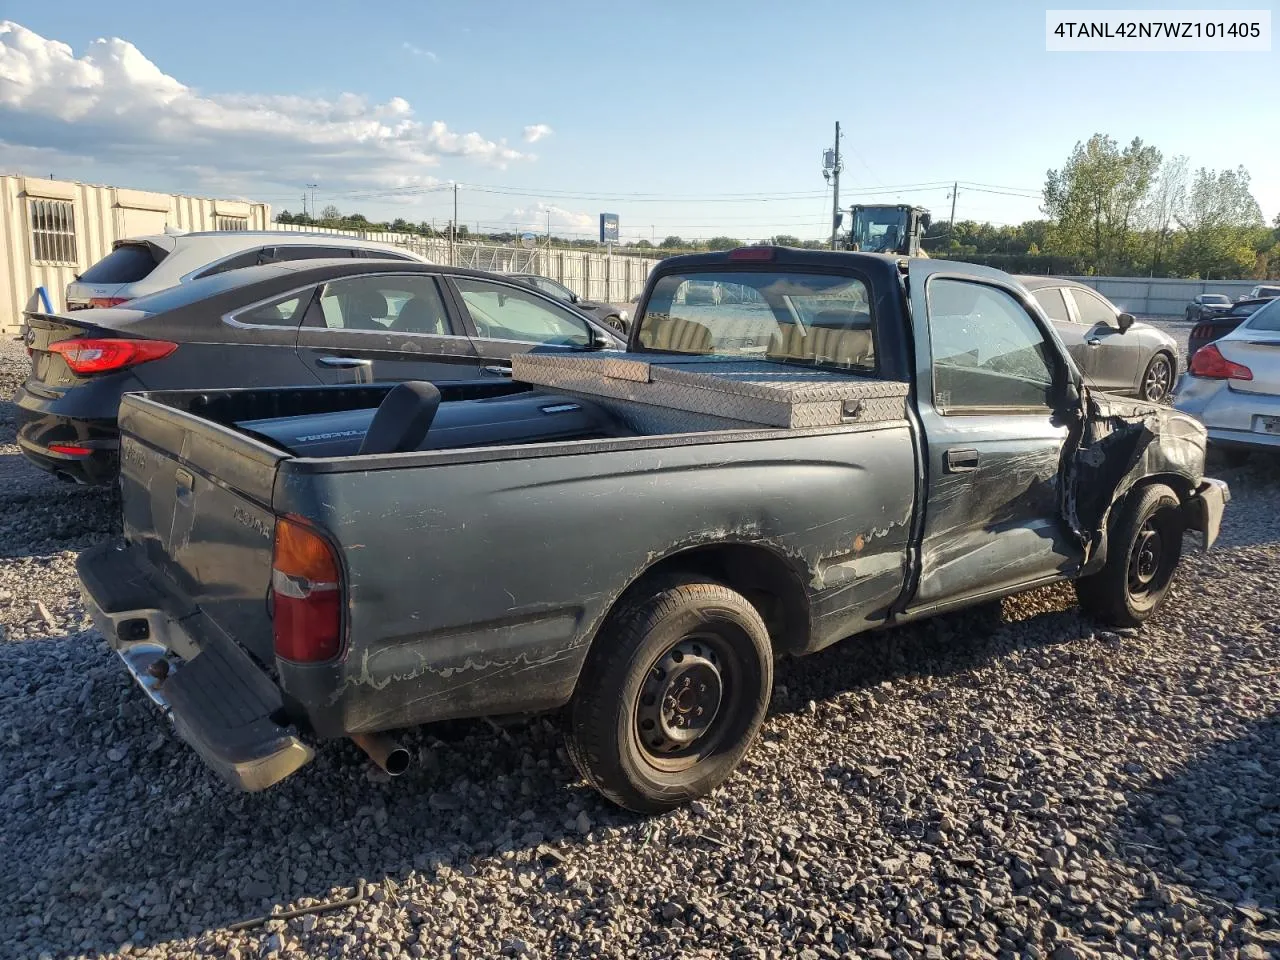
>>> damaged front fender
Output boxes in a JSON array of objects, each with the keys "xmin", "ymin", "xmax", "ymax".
[{"xmin": 1066, "ymin": 391, "xmax": 1225, "ymax": 568}]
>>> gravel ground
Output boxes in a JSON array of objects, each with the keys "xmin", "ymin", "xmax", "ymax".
[{"xmin": 0, "ymin": 337, "xmax": 1277, "ymax": 960}]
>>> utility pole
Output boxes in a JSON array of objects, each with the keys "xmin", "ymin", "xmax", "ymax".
[
  {"xmin": 307, "ymin": 184, "xmax": 317, "ymax": 220},
  {"xmin": 822, "ymin": 123, "xmax": 843, "ymax": 250},
  {"xmin": 831, "ymin": 122, "xmax": 841, "ymax": 250},
  {"xmin": 301, "ymin": 194, "xmax": 307, "ymax": 218},
  {"xmin": 948, "ymin": 181, "xmax": 959, "ymax": 234}
]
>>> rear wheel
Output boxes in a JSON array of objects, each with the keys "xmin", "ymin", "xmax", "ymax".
[
  {"xmin": 1076, "ymin": 483, "xmax": 1184, "ymax": 627},
  {"xmin": 1140, "ymin": 352, "xmax": 1174, "ymax": 403},
  {"xmin": 566, "ymin": 578, "xmax": 772, "ymax": 813}
]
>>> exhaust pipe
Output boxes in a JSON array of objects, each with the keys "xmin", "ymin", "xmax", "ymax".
[{"xmin": 351, "ymin": 733, "xmax": 411, "ymax": 776}]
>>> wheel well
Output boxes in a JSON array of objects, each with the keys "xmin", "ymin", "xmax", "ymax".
[{"xmin": 611, "ymin": 544, "xmax": 811, "ymax": 655}]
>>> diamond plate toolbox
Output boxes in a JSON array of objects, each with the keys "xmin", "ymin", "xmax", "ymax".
[{"xmin": 511, "ymin": 353, "xmax": 909, "ymax": 429}]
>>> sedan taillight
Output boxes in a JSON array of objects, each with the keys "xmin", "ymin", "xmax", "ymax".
[
  {"xmin": 48, "ymin": 338, "xmax": 177, "ymax": 375},
  {"xmin": 1189, "ymin": 344, "xmax": 1252, "ymax": 381}
]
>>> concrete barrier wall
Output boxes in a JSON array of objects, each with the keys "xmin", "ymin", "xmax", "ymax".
[{"xmin": 1058, "ymin": 276, "xmax": 1266, "ymax": 317}]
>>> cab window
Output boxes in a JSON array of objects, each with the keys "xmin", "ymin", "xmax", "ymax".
[{"xmin": 928, "ymin": 279, "xmax": 1057, "ymax": 412}]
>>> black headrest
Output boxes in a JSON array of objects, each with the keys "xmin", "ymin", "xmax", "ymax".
[
  {"xmin": 358, "ymin": 381, "xmax": 442, "ymax": 455},
  {"xmin": 345, "ymin": 287, "xmax": 388, "ymax": 329},
  {"xmin": 392, "ymin": 297, "xmax": 443, "ymax": 335}
]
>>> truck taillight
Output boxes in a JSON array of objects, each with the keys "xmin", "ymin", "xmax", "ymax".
[{"xmin": 271, "ymin": 516, "xmax": 343, "ymax": 663}]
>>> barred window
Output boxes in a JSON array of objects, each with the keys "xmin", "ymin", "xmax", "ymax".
[
  {"xmin": 216, "ymin": 216, "xmax": 248, "ymax": 231},
  {"xmin": 30, "ymin": 200, "xmax": 77, "ymax": 264}
]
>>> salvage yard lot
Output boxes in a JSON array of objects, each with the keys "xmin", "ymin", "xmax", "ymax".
[{"xmin": 0, "ymin": 338, "xmax": 1276, "ymax": 960}]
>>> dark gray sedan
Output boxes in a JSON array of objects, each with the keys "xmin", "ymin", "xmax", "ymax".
[
  {"xmin": 15, "ymin": 259, "xmax": 624, "ymax": 484},
  {"xmin": 1018, "ymin": 276, "xmax": 1180, "ymax": 402},
  {"xmin": 506, "ymin": 274, "xmax": 631, "ymax": 334}
]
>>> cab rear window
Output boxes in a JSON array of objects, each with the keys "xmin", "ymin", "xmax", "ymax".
[
  {"xmin": 638, "ymin": 271, "xmax": 876, "ymax": 373},
  {"xmin": 79, "ymin": 244, "xmax": 164, "ymax": 284}
]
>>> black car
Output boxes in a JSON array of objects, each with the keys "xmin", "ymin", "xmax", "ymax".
[
  {"xmin": 1184, "ymin": 293, "xmax": 1234, "ymax": 322},
  {"xmin": 14, "ymin": 259, "xmax": 624, "ymax": 484},
  {"xmin": 506, "ymin": 274, "xmax": 630, "ymax": 333},
  {"xmin": 1188, "ymin": 297, "xmax": 1273, "ymax": 359}
]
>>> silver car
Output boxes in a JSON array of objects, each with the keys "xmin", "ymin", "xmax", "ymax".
[
  {"xmin": 66, "ymin": 230, "xmax": 431, "ymax": 311},
  {"xmin": 1018, "ymin": 276, "xmax": 1180, "ymax": 402},
  {"xmin": 1174, "ymin": 297, "xmax": 1280, "ymax": 459}
]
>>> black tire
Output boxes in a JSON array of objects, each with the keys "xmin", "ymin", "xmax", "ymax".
[
  {"xmin": 603, "ymin": 315, "xmax": 626, "ymax": 334},
  {"xmin": 1075, "ymin": 483, "xmax": 1184, "ymax": 628},
  {"xmin": 1140, "ymin": 352, "xmax": 1175, "ymax": 403},
  {"xmin": 566, "ymin": 578, "xmax": 772, "ymax": 813}
]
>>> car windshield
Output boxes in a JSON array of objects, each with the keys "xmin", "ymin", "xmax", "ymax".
[
  {"xmin": 637, "ymin": 270, "xmax": 875, "ymax": 373},
  {"xmin": 1202, "ymin": 295, "xmax": 1230, "ymax": 304},
  {"xmin": 1245, "ymin": 298, "xmax": 1280, "ymax": 331}
]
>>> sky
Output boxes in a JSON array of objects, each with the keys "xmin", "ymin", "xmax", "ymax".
[{"xmin": 0, "ymin": 1, "xmax": 1276, "ymax": 243}]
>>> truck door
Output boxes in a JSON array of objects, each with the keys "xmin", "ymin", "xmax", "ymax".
[{"xmin": 906, "ymin": 262, "xmax": 1083, "ymax": 612}]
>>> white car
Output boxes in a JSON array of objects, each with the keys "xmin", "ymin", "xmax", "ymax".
[
  {"xmin": 1174, "ymin": 296, "xmax": 1280, "ymax": 461},
  {"xmin": 65, "ymin": 230, "xmax": 431, "ymax": 311}
]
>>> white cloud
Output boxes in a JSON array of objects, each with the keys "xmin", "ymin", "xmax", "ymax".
[
  {"xmin": 402, "ymin": 42, "xmax": 438, "ymax": 61},
  {"xmin": 507, "ymin": 202, "xmax": 594, "ymax": 235},
  {"xmin": 522, "ymin": 123, "xmax": 553, "ymax": 144},
  {"xmin": 0, "ymin": 20, "xmax": 534, "ymax": 196}
]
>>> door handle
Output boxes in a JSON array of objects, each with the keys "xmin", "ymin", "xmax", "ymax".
[
  {"xmin": 317, "ymin": 356, "xmax": 373, "ymax": 368},
  {"xmin": 1085, "ymin": 337, "xmax": 1102, "ymax": 347},
  {"xmin": 944, "ymin": 448, "xmax": 979, "ymax": 472},
  {"xmin": 481, "ymin": 365, "xmax": 512, "ymax": 377}
]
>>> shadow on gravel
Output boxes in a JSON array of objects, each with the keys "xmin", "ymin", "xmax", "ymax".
[
  {"xmin": 1112, "ymin": 712, "xmax": 1280, "ymax": 914},
  {"xmin": 14, "ymin": 708, "xmax": 611, "ymax": 956},
  {"xmin": 9, "ymin": 597, "xmax": 1090, "ymax": 956},
  {"xmin": 771, "ymin": 598, "xmax": 1083, "ymax": 719}
]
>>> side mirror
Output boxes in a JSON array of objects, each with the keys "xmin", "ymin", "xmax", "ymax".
[
  {"xmin": 585, "ymin": 327, "xmax": 612, "ymax": 351},
  {"xmin": 569, "ymin": 292, "xmax": 580, "ymax": 304},
  {"xmin": 1117, "ymin": 312, "xmax": 1135, "ymax": 333}
]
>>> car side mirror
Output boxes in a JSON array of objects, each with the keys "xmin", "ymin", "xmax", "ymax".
[
  {"xmin": 587, "ymin": 328, "xmax": 612, "ymax": 351},
  {"xmin": 1117, "ymin": 312, "xmax": 1135, "ymax": 333},
  {"xmin": 569, "ymin": 292, "xmax": 580, "ymax": 304}
]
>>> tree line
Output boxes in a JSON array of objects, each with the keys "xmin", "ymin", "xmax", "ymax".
[{"xmin": 930, "ymin": 133, "xmax": 1278, "ymax": 279}]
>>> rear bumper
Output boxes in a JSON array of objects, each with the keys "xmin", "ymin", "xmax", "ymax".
[
  {"xmin": 1175, "ymin": 377, "xmax": 1280, "ymax": 452},
  {"xmin": 76, "ymin": 541, "xmax": 313, "ymax": 791},
  {"xmin": 13, "ymin": 386, "xmax": 120, "ymax": 484}
]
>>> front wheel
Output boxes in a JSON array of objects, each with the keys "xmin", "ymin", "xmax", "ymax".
[
  {"xmin": 1076, "ymin": 483, "xmax": 1184, "ymax": 628},
  {"xmin": 604, "ymin": 315, "xmax": 627, "ymax": 334},
  {"xmin": 1140, "ymin": 352, "xmax": 1174, "ymax": 403},
  {"xmin": 566, "ymin": 578, "xmax": 772, "ymax": 813}
]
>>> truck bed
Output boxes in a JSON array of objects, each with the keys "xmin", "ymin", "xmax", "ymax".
[{"xmin": 111, "ymin": 373, "xmax": 917, "ymax": 741}]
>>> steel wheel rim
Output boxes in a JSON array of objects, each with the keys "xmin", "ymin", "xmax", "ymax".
[
  {"xmin": 634, "ymin": 630, "xmax": 737, "ymax": 772},
  {"xmin": 1143, "ymin": 357, "xmax": 1171, "ymax": 401},
  {"xmin": 1128, "ymin": 519, "xmax": 1164, "ymax": 594}
]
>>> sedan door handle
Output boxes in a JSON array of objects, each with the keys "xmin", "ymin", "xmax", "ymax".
[
  {"xmin": 1085, "ymin": 337, "xmax": 1102, "ymax": 347},
  {"xmin": 944, "ymin": 448, "xmax": 980, "ymax": 473},
  {"xmin": 481, "ymin": 365, "xmax": 512, "ymax": 377},
  {"xmin": 317, "ymin": 356, "xmax": 373, "ymax": 368}
]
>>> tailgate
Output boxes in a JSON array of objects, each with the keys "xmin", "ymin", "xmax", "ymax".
[{"xmin": 118, "ymin": 394, "xmax": 288, "ymax": 664}]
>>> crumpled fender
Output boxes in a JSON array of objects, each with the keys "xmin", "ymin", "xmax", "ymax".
[{"xmin": 1065, "ymin": 391, "xmax": 1211, "ymax": 570}]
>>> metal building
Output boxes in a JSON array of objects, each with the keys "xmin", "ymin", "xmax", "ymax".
[{"xmin": 0, "ymin": 175, "xmax": 270, "ymax": 334}]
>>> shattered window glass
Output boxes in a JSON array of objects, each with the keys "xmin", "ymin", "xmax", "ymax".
[{"xmin": 928, "ymin": 279, "xmax": 1056, "ymax": 412}]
